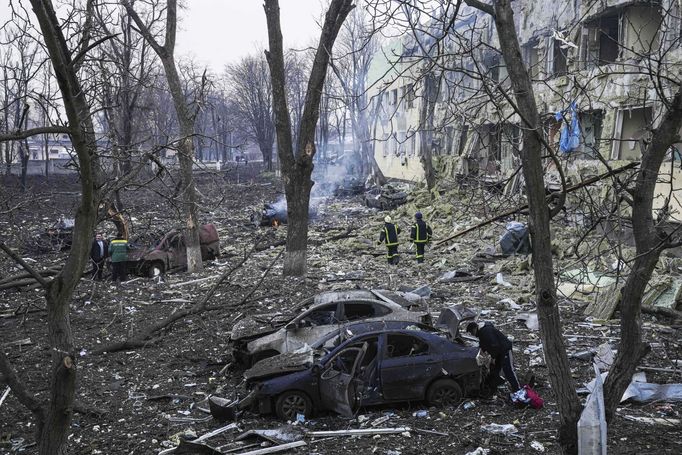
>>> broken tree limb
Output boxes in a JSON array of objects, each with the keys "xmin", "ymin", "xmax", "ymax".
[
  {"xmin": 0, "ymin": 386, "xmax": 10, "ymax": 408},
  {"xmin": 0, "ymin": 241, "xmax": 49, "ymax": 288},
  {"xmin": 169, "ymin": 276, "xmax": 220, "ymax": 288},
  {"xmin": 91, "ymin": 247, "xmax": 257, "ymax": 355},
  {"xmin": 0, "ymin": 352, "xmax": 45, "ymax": 425},
  {"xmin": 435, "ymin": 162, "xmax": 640, "ymax": 247}
]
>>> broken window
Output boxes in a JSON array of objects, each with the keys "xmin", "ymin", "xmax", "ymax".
[
  {"xmin": 342, "ymin": 303, "xmax": 376, "ymax": 321},
  {"xmin": 578, "ymin": 111, "xmax": 604, "ymax": 158},
  {"xmin": 386, "ymin": 334, "xmax": 429, "ymax": 357},
  {"xmin": 611, "ymin": 107, "xmax": 653, "ymax": 160},
  {"xmin": 405, "ymin": 83, "xmax": 415, "ymax": 109},
  {"xmin": 622, "ymin": 4, "xmax": 662, "ymax": 57},
  {"xmin": 552, "ymin": 38, "xmax": 568, "ymax": 76},
  {"xmin": 582, "ymin": 4, "xmax": 662, "ymax": 68},
  {"xmin": 299, "ymin": 303, "xmax": 338, "ymax": 327},
  {"xmin": 524, "ymin": 39, "xmax": 541, "ymax": 79},
  {"xmin": 583, "ymin": 13, "xmax": 620, "ymax": 68}
]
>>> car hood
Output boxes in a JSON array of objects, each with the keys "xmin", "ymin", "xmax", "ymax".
[
  {"xmin": 244, "ymin": 350, "xmax": 316, "ymax": 381},
  {"xmin": 231, "ymin": 313, "xmax": 294, "ymax": 341}
]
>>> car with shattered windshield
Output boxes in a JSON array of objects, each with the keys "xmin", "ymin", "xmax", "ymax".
[
  {"xmin": 230, "ymin": 289, "xmax": 430, "ymax": 365},
  {"xmin": 240, "ymin": 327, "xmax": 481, "ymax": 420},
  {"xmin": 243, "ymin": 320, "xmax": 438, "ymax": 382}
]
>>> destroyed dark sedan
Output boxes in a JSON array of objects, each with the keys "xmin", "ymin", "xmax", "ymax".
[
  {"xmin": 243, "ymin": 320, "xmax": 439, "ymax": 382},
  {"xmin": 243, "ymin": 329, "xmax": 480, "ymax": 420},
  {"xmin": 231, "ymin": 289, "xmax": 430, "ymax": 365}
]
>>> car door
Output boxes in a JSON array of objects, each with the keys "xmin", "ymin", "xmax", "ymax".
[
  {"xmin": 319, "ymin": 342, "xmax": 368, "ymax": 417},
  {"xmin": 380, "ymin": 333, "xmax": 441, "ymax": 401}
]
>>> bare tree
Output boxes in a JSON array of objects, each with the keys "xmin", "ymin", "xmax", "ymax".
[
  {"xmin": 225, "ymin": 54, "xmax": 276, "ymax": 170},
  {"xmin": 264, "ymin": 0, "xmax": 355, "ymax": 275},
  {"xmin": 0, "ymin": 1, "xmax": 104, "ymax": 453},
  {"xmin": 124, "ymin": 0, "xmax": 205, "ymax": 273},
  {"xmin": 331, "ymin": 6, "xmax": 386, "ymax": 184}
]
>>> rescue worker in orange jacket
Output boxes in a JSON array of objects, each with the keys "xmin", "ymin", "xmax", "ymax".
[
  {"xmin": 378, "ymin": 215, "xmax": 400, "ymax": 265},
  {"xmin": 409, "ymin": 212, "xmax": 432, "ymax": 263}
]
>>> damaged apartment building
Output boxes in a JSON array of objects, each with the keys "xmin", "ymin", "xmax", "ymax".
[{"xmin": 369, "ymin": 0, "xmax": 682, "ymax": 216}]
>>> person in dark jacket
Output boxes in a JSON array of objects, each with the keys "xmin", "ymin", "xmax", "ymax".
[
  {"xmin": 467, "ymin": 321, "xmax": 520, "ymax": 392},
  {"xmin": 409, "ymin": 212, "xmax": 432, "ymax": 263},
  {"xmin": 378, "ymin": 215, "xmax": 400, "ymax": 265},
  {"xmin": 109, "ymin": 235, "xmax": 130, "ymax": 283},
  {"xmin": 89, "ymin": 232, "xmax": 108, "ymax": 280}
]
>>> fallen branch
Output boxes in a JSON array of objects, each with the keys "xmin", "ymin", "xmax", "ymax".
[
  {"xmin": 91, "ymin": 246, "xmax": 258, "ymax": 355},
  {"xmin": 169, "ymin": 276, "xmax": 220, "ymax": 288},
  {"xmin": 0, "ymin": 241, "xmax": 49, "ymax": 288},
  {"xmin": 0, "ymin": 352, "xmax": 45, "ymax": 426},
  {"xmin": 436, "ymin": 162, "xmax": 640, "ymax": 246}
]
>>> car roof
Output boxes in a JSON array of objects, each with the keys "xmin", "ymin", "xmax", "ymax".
[
  {"xmin": 323, "ymin": 328, "xmax": 456, "ymax": 359},
  {"xmin": 310, "ymin": 320, "xmax": 437, "ymax": 348}
]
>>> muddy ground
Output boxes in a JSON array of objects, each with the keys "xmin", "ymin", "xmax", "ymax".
[{"xmin": 1, "ymin": 167, "xmax": 681, "ymax": 454}]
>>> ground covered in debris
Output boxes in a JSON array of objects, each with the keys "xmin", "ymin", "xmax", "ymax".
[{"xmin": 1, "ymin": 168, "xmax": 681, "ymax": 454}]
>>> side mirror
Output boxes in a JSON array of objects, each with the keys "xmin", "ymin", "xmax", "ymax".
[
  {"xmin": 285, "ymin": 321, "xmax": 299, "ymax": 331},
  {"xmin": 312, "ymin": 363, "xmax": 323, "ymax": 375}
]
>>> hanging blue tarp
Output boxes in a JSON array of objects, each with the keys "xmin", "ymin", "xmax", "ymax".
[{"xmin": 556, "ymin": 102, "xmax": 581, "ymax": 153}]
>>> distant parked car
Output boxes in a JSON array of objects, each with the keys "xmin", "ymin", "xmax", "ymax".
[
  {"xmin": 240, "ymin": 328, "xmax": 481, "ymax": 420},
  {"xmin": 128, "ymin": 223, "xmax": 220, "ymax": 276},
  {"xmin": 231, "ymin": 289, "xmax": 430, "ymax": 366},
  {"xmin": 364, "ymin": 184, "xmax": 408, "ymax": 210}
]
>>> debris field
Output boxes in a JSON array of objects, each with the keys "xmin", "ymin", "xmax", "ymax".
[{"xmin": 1, "ymin": 169, "xmax": 681, "ymax": 454}]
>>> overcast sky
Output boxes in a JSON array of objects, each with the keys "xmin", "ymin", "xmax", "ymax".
[
  {"xmin": 0, "ymin": 1, "xmax": 322, "ymax": 72},
  {"xmin": 176, "ymin": 0, "xmax": 323, "ymax": 71}
]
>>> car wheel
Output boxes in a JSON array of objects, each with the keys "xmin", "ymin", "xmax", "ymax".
[
  {"xmin": 147, "ymin": 261, "xmax": 164, "ymax": 277},
  {"xmin": 426, "ymin": 378, "xmax": 463, "ymax": 407},
  {"xmin": 275, "ymin": 391, "xmax": 313, "ymax": 421}
]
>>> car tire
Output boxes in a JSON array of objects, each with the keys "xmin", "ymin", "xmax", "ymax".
[
  {"xmin": 426, "ymin": 378, "xmax": 463, "ymax": 407},
  {"xmin": 147, "ymin": 261, "xmax": 164, "ymax": 277},
  {"xmin": 275, "ymin": 391, "xmax": 313, "ymax": 421}
]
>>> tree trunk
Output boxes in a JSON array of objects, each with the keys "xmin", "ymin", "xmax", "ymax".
[
  {"xmin": 283, "ymin": 168, "xmax": 313, "ymax": 275},
  {"xmin": 473, "ymin": 0, "xmax": 582, "ymax": 451},
  {"xmin": 264, "ymin": 0, "xmax": 354, "ymax": 276},
  {"xmin": 603, "ymin": 89, "xmax": 682, "ymax": 421},
  {"xmin": 126, "ymin": 0, "xmax": 203, "ymax": 273},
  {"xmin": 27, "ymin": 2, "xmax": 102, "ymax": 453},
  {"xmin": 418, "ymin": 72, "xmax": 438, "ymax": 192}
]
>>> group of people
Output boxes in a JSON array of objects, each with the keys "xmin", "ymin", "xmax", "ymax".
[
  {"xmin": 378, "ymin": 213, "xmax": 521, "ymax": 395},
  {"xmin": 89, "ymin": 232, "xmax": 131, "ymax": 282},
  {"xmin": 378, "ymin": 211, "xmax": 433, "ymax": 265}
]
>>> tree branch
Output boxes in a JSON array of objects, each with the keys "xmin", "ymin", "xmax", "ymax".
[
  {"xmin": 0, "ymin": 242, "xmax": 49, "ymax": 288},
  {"xmin": 0, "ymin": 126, "xmax": 71, "ymax": 142},
  {"xmin": 463, "ymin": 0, "xmax": 495, "ymax": 17},
  {"xmin": 0, "ymin": 352, "xmax": 45, "ymax": 424}
]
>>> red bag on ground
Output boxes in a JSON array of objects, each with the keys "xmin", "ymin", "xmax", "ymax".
[{"xmin": 523, "ymin": 384, "xmax": 544, "ymax": 409}]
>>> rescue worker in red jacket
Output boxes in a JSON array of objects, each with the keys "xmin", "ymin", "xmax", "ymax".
[
  {"xmin": 378, "ymin": 215, "xmax": 400, "ymax": 265},
  {"xmin": 409, "ymin": 212, "xmax": 432, "ymax": 263}
]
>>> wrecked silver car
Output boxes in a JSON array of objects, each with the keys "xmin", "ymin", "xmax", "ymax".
[
  {"xmin": 241, "ymin": 328, "xmax": 481, "ymax": 420},
  {"xmin": 231, "ymin": 289, "xmax": 430, "ymax": 365}
]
